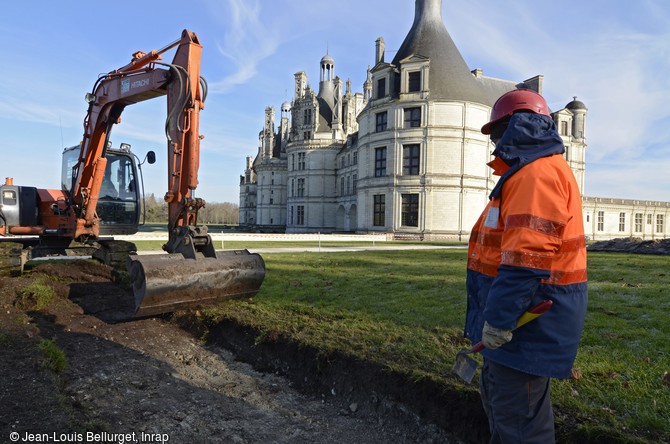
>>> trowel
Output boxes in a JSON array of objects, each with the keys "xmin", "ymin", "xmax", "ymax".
[{"xmin": 452, "ymin": 299, "xmax": 553, "ymax": 384}]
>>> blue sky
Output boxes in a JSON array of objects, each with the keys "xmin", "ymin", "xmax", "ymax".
[{"xmin": 1, "ymin": 0, "xmax": 669, "ymax": 204}]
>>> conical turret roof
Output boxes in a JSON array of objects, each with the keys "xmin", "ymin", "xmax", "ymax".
[{"xmin": 392, "ymin": 0, "xmax": 489, "ymax": 105}]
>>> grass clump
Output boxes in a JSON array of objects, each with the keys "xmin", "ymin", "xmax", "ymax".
[
  {"xmin": 38, "ymin": 339, "xmax": 67, "ymax": 373},
  {"xmin": 15, "ymin": 277, "xmax": 56, "ymax": 310}
]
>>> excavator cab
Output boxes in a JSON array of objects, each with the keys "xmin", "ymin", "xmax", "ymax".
[{"xmin": 62, "ymin": 144, "xmax": 148, "ymax": 236}]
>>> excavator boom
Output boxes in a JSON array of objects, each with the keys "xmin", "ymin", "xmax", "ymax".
[{"xmin": 70, "ymin": 30, "xmax": 265, "ymax": 317}]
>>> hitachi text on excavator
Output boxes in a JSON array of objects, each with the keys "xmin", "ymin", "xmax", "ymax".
[{"xmin": 0, "ymin": 30, "xmax": 265, "ymax": 318}]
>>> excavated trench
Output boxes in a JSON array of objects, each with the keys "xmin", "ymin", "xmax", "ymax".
[{"xmin": 184, "ymin": 316, "xmax": 490, "ymax": 443}]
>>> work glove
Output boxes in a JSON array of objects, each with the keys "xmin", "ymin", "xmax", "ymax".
[{"xmin": 482, "ymin": 321, "xmax": 513, "ymax": 349}]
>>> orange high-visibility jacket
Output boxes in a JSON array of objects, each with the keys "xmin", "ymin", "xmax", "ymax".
[{"xmin": 465, "ymin": 153, "xmax": 588, "ymax": 378}]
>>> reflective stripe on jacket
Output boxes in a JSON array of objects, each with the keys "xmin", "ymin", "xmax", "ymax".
[{"xmin": 465, "ymin": 153, "xmax": 588, "ymax": 378}]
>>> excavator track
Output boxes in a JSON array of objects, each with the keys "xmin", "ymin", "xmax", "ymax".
[
  {"xmin": 0, "ymin": 242, "xmax": 26, "ymax": 277},
  {"xmin": 92, "ymin": 240, "xmax": 138, "ymax": 270}
]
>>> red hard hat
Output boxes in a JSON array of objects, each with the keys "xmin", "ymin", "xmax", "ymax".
[{"xmin": 481, "ymin": 89, "xmax": 551, "ymax": 135}]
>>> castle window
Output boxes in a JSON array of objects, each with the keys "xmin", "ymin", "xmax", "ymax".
[
  {"xmin": 560, "ymin": 120, "xmax": 568, "ymax": 136},
  {"xmin": 408, "ymin": 71, "xmax": 421, "ymax": 92},
  {"xmin": 401, "ymin": 194, "xmax": 419, "ymax": 227},
  {"xmin": 304, "ymin": 108, "xmax": 312, "ymax": 125},
  {"xmin": 635, "ymin": 213, "xmax": 643, "ymax": 232},
  {"xmin": 656, "ymin": 215, "xmax": 665, "ymax": 233},
  {"xmin": 404, "ymin": 107, "xmax": 421, "ymax": 128},
  {"xmin": 297, "ymin": 206, "xmax": 305, "ymax": 225},
  {"xmin": 403, "ymin": 144, "xmax": 420, "ymax": 175},
  {"xmin": 297, "ymin": 178, "xmax": 305, "ymax": 197},
  {"xmin": 340, "ymin": 177, "xmax": 345, "ymax": 196},
  {"xmin": 353, "ymin": 151, "xmax": 358, "ymax": 165},
  {"xmin": 298, "ymin": 152, "xmax": 306, "ymax": 170},
  {"xmin": 375, "ymin": 147, "xmax": 387, "ymax": 177},
  {"xmin": 597, "ymin": 211, "xmax": 604, "ymax": 231},
  {"xmin": 619, "ymin": 212, "xmax": 625, "ymax": 232},
  {"xmin": 353, "ymin": 174, "xmax": 357, "ymax": 193},
  {"xmin": 375, "ymin": 111, "xmax": 388, "ymax": 132},
  {"xmin": 376, "ymin": 78, "xmax": 386, "ymax": 99},
  {"xmin": 373, "ymin": 194, "xmax": 385, "ymax": 226},
  {"xmin": 289, "ymin": 206, "xmax": 294, "ymax": 225},
  {"xmin": 647, "ymin": 214, "xmax": 653, "ymax": 224}
]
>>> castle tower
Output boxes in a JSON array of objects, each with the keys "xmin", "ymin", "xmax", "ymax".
[
  {"xmin": 565, "ymin": 97, "xmax": 588, "ymax": 193},
  {"xmin": 355, "ymin": 0, "xmax": 494, "ymax": 239}
]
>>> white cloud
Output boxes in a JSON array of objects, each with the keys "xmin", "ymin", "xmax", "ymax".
[
  {"xmin": 586, "ymin": 158, "xmax": 670, "ymax": 201},
  {"xmin": 545, "ymin": 31, "xmax": 670, "ymax": 164},
  {"xmin": 206, "ymin": 0, "xmax": 282, "ymax": 94}
]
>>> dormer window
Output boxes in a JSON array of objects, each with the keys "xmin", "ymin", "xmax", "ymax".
[
  {"xmin": 560, "ymin": 120, "xmax": 568, "ymax": 136},
  {"xmin": 376, "ymin": 78, "xmax": 386, "ymax": 99},
  {"xmin": 408, "ymin": 71, "xmax": 421, "ymax": 92}
]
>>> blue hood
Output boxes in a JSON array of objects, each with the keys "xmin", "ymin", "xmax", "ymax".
[{"xmin": 489, "ymin": 112, "xmax": 565, "ymax": 199}]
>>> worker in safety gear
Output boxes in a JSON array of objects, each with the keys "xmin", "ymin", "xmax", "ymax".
[{"xmin": 465, "ymin": 88, "xmax": 588, "ymax": 443}]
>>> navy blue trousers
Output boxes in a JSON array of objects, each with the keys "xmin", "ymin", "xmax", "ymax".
[{"xmin": 479, "ymin": 359, "xmax": 555, "ymax": 444}]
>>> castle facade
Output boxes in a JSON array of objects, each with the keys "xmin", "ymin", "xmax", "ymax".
[{"xmin": 240, "ymin": 0, "xmax": 669, "ymax": 241}]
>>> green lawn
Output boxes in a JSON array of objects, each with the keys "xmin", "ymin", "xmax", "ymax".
[{"xmin": 195, "ymin": 249, "xmax": 669, "ymax": 443}]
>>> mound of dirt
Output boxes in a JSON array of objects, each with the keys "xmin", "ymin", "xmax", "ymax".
[{"xmin": 588, "ymin": 237, "xmax": 670, "ymax": 255}]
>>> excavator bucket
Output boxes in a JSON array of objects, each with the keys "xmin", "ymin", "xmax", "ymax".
[{"xmin": 126, "ymin": 249, "xmax": 265, "ymax": 317}]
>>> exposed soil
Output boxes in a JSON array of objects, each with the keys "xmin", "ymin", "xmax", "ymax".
[
  {"xmin": 0, "ymin": 261, "xmax": 465, "ymax": 444},
  {"xmin": 588, "ymin": 237, "xmax": 670, "ymax": 255}
]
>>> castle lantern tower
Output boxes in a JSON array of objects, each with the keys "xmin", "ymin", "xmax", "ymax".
[{"xmin": 566, "ymin": 96, "xmax": 587, "ymax": 141}]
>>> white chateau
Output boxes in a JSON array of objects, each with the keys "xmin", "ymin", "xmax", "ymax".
[{"xmin": 240, "ymin": 0, "xmax": 669, "ymax": 241}]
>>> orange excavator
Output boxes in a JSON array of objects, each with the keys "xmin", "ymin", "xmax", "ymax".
[{"xmin": 0, "ymin": 30, "xmax": 265, "ymax": 318}]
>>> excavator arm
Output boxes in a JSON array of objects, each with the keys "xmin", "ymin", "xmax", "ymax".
[{"xmin": 72, "ymin": 29, "xmax": 209, "ymax": 256}]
